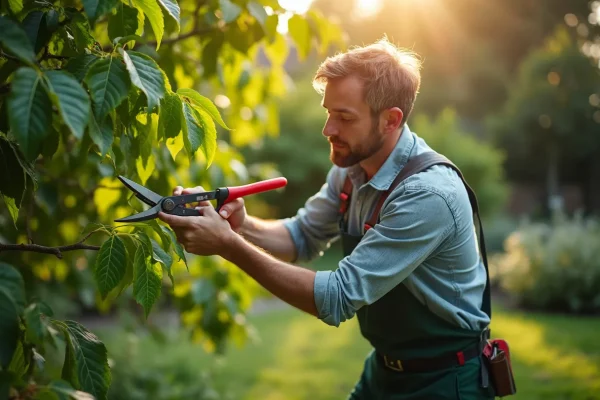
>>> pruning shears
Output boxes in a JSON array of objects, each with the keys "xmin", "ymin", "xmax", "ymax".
[{"xmin": 114, "ymin": 175, "xmax": 288, "ymax": 223}]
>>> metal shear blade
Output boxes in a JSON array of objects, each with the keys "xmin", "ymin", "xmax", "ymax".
[
  {"xmin": 117, "ymin": 175, "xmax": 163, "ymax": 206},
  {"xmin": 114, "ymin": 176, "xmax": 164, "ymax": 222}
]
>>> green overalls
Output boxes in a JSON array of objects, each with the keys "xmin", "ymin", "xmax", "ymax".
[{"xmin": 341, "ymin": 153, "xmax": 496, "ymax": 400}]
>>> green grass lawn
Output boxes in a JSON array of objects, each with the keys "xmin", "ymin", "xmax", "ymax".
[
  {"xmin": 100, "ymin": 302, "xmax": 600, "ymax": 400},
  {"xmin": 98, "ymin": 246, "xmax": 600, "ymax": 399}
]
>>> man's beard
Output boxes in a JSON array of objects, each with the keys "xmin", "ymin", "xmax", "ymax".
[{"xmin": 329, "ymin": 122, "xmax": 384, "ymax": 168}]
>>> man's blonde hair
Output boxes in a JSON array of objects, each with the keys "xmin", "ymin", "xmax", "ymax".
[{"xmin": 313, "ymin": 37, "xmax": 422, "ymax": 123}]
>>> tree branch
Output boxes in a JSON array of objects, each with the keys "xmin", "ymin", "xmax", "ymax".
[
  {"xmin": 140, "ymin": 26, "xmax": 216, "ymax": 49},
  {"xmin": 43, "ymin": 54, "xmax": 70, "ymax": 61},
  {"xmin": 1, "ymin": 51, "xmax": 22, "ymax": 64},
  {"xmin": 0, "ymin": 232, "xmax": 101, "ymax": 259}
]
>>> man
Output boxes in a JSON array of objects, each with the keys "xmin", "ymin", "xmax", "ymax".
[{"xmin": 159, "ymin": 38, "xmax": 495, "ymax": 399}]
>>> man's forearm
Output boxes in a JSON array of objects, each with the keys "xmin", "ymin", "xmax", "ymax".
[
  {"xmin": 223, "ymin": 233, "xmax": 319, "ymax": 317},
  {"xmin": 239, "ymin": 216, "xmax": 297, "ymax": 262}
]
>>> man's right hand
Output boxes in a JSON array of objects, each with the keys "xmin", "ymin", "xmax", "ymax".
[
  {"xmin": 173, "ymin": 185, "xmax": 247, "ymax": 232},
  {"xmin": 217, "ymin": 198, "xmax": 246, "ymax": 233}
]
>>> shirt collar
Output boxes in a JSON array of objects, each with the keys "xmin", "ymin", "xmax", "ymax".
[{"xmin": 347, "ymin": 124, "xmax": 416, "ymax": 191}]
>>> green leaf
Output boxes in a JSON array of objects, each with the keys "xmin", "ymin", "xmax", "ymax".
[
  {"xmin": 135, "ymin": 0, "xmax": 164, "ymax": 50},
  {"xmin": 8, "ymin": 340, "xmax": 28, "ymax": 378},
  {"xmin": 157, "ymin": 0, "xmax": 180, "ymax": 31},
  {"xmin": 1, "ymin": 195, "xmax": 19, "ymax": 225},
  {"xmin": 158, "ymin": 91, "xmax": 182, "ymax": 140},
  {"xmin": 265, "ymin": 14, "xmax": 278, "ymax": 41},
  {"xmin": 45, "ymin": 71, "xmax": 91, "ymax": 140},
  {"xmin": 288, "ymin": 14, "xmax": 311, "ymax": 60},
  {"xmin": 116, "ymin": 235, "xmax": 137, "ymax": 294},
  {"xmin": 94, "ymin": 235, "xmax": 127, "ymax": 299},
  {"xmin": 219, "ymin": 0, "xmax": 242, "ymax": 23},
  {"xmin": 21, "ymin": 10, "xmax": 44, "ymax": 52},
  {"xmin": 191, "ymin": 105, "xmax": 217, "ymax": 167},
  {"xmin": 247, "ymin": 1, "xmax": 267, "ymax": 27},
  {"xmin": 8, "ymin": 0, "xmax": 23, "ymax": 14},
  {"xmin": 82, "ymin": 0, "xmax": 118, "ymax": 22},
  {"xmin": 108, "ymin": 2, "xmax": 139, "ymax": 41},
  {"xmin": 201, "ymin": 33, "xmax": 224, "ymax": 78},
  {"xmin": 146, "ymin": 219, "xmax": 171, "ymax": 251},
  {"xmin": 0, "ymin": 136, "xmax": 26, "ymax": 204},
  {"xmin": 66, "ymin": 54, "xmax": 99, "ymax": 83},
  {"xmin": 7, "ymin": 67, "xmax": 52, "ymax": 160},
  {"xmin": 132, "ymin": 245, "xmax": 162, "ymax": 318},
  {"xmin": 69, "ymin": 12, "xmax": 96, "ymax": 51},
  {"xmin": 121, "ymin": 50, "xmax": 166, "ymax": 113},
  {"xmin": 0, "ymin": 288, "xmax": 19, "ymax": 369},
  {"xmin": 177, "ymin": 88, "xmax": 229, "ymax": 129},
  {"xmin": 161, "ymin": 225, "xmax": 187, "ymax": 268},
  {"xmin": 181, "ymin": 101, "xmax": 203, "ymax": 157},
  {"xmin": 151, "ymin": 239, "xmax": 173, "ymax": 284},
  {"xmin": 225, "ymin": 18, "xmax": 264, "ymax": 54},
  {"xmin": 24, "ymin": 303, "xmax": 49, "ymax": 346},
  {"xmin": 37, "ymin": 380, "xmax": 95, "ymax": 400},
  {"xmin": 45, "ymin": 9, "xmax": 59, "ymax": 32},
  {"xmin": 0, "ymin": 15, "xmax": 36, "ymax": 66},
  {"xmin": 88, "ymin": 112, "xmax": 114, "ymax": 157},
  {"xmin": 265, "ymin": 34, "xmax": 288, "ymax": 67},
  {"xmin": 57, "ymin": 320, "xmax": 111, "ymax": 400},
  {"xmin": 0, "ymin": 262, "xmax": 26, "ymax": 312},
  {"xmin": 85, "ymin": 56, "xmax": 130, "ymax": 120}
]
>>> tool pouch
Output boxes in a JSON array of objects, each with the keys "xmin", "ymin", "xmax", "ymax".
[{"xmin": 483, "ymin": 339, "xmax": 517, "ymax": 397}]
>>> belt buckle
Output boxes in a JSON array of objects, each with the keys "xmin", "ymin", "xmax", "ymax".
[{"xmin": 383, "ymin": 355, "xmax": 404, "ymax": 372}]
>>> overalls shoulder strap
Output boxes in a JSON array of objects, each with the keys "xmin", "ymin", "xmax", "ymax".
[{"xmin": 338, "ymin": 152, "xmax": 492, "ymax": 319}]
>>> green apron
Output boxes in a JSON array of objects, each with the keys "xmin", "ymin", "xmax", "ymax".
[{"xmin": 341, "ymin": 153, "xmax": 496, "ymax": 400}]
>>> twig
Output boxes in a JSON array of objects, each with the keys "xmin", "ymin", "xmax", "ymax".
[
  {"xmin": 43, "ymin": 54, "xmax": 70, "ymax": 61},
  {"xmin": 26, "ymin": 190, "xmax": 35, "ymax": 244},
  {"xmin": 0, "ymin": 232, "xmax": 101, "ymax": 259},
  {"xmin": 0, "ymin": 51, "xmax": 22, "ymax": 64},
  {"xmin": 147, "ymin": 26, "xmax": 215, "ymax": 47}
]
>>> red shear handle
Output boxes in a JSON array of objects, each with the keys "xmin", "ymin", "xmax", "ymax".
[{"xmin": 223, "ymin": 177, "xmax": 287, "ymax": 205}]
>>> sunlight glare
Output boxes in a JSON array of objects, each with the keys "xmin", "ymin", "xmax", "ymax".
[
  {"xmin": 278, "ymin": 0, "xmax": 314, "ymax": 14},
  {"xmin": 277, "ymin": 0, "xmax": 315, "ymax": 34},
  {"xmin": 355, "ymin": 0, "xmax": 383, "ymax": 18}
]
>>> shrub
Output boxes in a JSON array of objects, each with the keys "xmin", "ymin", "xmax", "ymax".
[{"xmin": 493, "ymin": 213, "xmax": 600, "ymax": 313}]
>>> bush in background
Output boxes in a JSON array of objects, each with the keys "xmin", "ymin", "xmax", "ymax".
[{"xmin": 493, "ymin": 213, "xmax": 600, "ymax": 313}]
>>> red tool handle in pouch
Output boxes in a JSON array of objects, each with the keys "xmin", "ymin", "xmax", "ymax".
[
  {"xmin": 484, "ymin": 339, "xmax": 517, "ymax": 397},
  {"xmin": 223, "ymin": 177, "xmax": 287, "ymax": 205}
]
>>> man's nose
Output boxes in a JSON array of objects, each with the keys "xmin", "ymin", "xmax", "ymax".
[{"xmin": 322, "ymin": 118, "xmax": 338, "ymax": 137}]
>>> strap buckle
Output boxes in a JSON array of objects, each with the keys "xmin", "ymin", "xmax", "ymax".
[{"xmin": 383, "ymin": 355, "xmax": 404, "ymax": 372}]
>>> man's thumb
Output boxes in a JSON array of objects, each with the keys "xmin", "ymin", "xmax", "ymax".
[{"xmin": 218, "ymin": 207, "xmax": 231, "ymax": 218}]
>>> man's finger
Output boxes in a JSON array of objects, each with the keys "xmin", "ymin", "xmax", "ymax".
[
  {"xmin": 173, "ymin": 186, "xmax": 184, "ymax": 196},
  {"xmin": 158, "ymin": 211, "xmax": 192, "ymax": 227},
  {"xmin": 182, "ymin": 186, "xmax": 211, "ymax": 207},
  {"xmin": 218, "ymin": 198, "xmax": 244, "ymax": 218}
]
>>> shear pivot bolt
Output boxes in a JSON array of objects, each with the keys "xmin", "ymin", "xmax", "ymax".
[{"xmin": 163, "ymin": 199, "xmax": 175, "ymax": 211}]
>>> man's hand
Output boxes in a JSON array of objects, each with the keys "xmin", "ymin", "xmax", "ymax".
[
  {"xmin": 158, "ymin": 206, "xmax": 237, "ymax": 257},
  {"xmin": 217, "ymin": 198, "xmax": 246, "ymax": 232},
  {"xmin": 173, "ymin": 185, "xmax": 247, "ymax": 232}
]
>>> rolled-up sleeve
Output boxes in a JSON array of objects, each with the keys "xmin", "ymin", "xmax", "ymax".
[
  {"xmin": 282, "ymin": 167, "xmax": 343, "ymax": 262},
  {"xmin": 314, "ymin": 187, "xmax": 456, "ymax": 327}
]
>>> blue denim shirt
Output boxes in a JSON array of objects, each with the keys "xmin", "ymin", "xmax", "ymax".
[{"xmin": 282, "ymin": 126, "xmax": 490, "ymax": 331}]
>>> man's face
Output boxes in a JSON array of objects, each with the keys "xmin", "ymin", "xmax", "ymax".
[{"xmin": 321, "ymin": 76, "xmax": 384, "ymax": 168}]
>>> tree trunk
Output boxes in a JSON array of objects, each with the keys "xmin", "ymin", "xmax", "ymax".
[{"xmin": 546, "ymin": 142, "xmax": 562, "ymax": 215}]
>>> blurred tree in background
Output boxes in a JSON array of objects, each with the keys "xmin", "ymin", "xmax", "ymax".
[{"xmin": 488, "ymin": 27, "xmax": 600, "ymax": 215}]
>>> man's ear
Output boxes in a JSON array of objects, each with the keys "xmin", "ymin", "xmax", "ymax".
[{"xmin": 381, "ymin": 107, "xmax": 404, "ymax": 133}]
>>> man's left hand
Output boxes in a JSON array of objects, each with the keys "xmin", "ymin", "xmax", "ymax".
[{"xmin": 158, "ymin": 206, "xmax": 236, "ymax": 257}]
